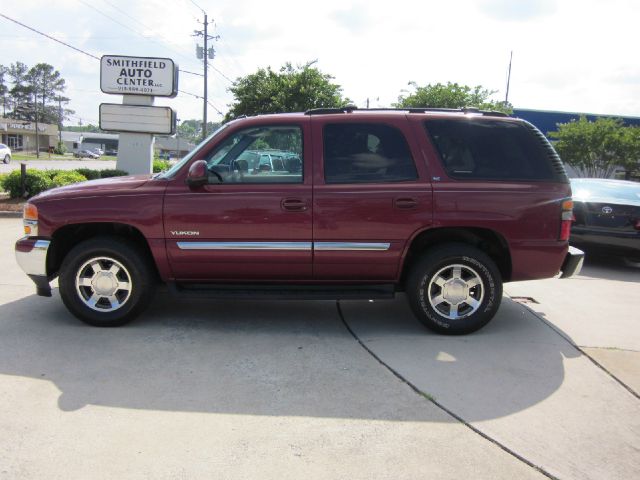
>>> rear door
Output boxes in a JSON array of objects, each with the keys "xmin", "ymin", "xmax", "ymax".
[{"xmin": 311, "ymin": 114, "xmax": 433, "ymax": 281}]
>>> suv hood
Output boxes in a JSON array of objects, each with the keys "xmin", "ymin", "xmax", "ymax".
[{"xmin": 33, "ymin": 174, "xmax": 153, "ymax": 201}]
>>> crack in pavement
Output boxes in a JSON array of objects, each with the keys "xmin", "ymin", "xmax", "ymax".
[
  {"xmin": 335, "ymin": 300, "xmax": 559, "ymax": 480},
  {"xmin": 511, "ymin": 298, "xmax": 640, "ymax": 401}
]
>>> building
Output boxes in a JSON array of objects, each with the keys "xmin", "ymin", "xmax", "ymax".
[
  {"xmin": 0, "ymin": 117, "xmax": 59, "ymax": 152},
  {"xmin": 61, "ymin": 131, "xmax": 195, "ymax": 158},
  {"xmin": 513, "ymin": 109, "xmax": 640, "ymax": 179},
  {"xmin": 513, "ymin": 108, "xmax": 640, "ymax": 137}
]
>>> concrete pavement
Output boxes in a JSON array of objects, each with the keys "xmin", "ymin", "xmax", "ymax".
[{"xmin": 1, "ymin": 217, "xmax": 639, "ymax": 479}]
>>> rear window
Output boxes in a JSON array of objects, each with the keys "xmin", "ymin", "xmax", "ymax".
[{"xmin": 425, "ymin": 119, "xmax": 558, "ymax": 181}]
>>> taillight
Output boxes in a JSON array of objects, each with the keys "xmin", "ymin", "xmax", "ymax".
[
  {"xmin": 559, "ymin": 199, "xmax": 573, "ymax": 241},
  {"xmin": 634, "ymin": 219, "xmax": 640, "ymax": 231}
]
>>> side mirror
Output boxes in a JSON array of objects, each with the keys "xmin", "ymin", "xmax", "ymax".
[{"xmin": 186, "ymin": 160, "xmax": 208, "ymax": 187}]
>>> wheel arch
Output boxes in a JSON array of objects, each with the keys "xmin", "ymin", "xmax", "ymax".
[
  {"xmin": 47, "ymin": 222, "xmax": 161, "ymax": 281},
  {"xmin": 400, "ymin": 227, "xmax": 512, "ymax": 286}
]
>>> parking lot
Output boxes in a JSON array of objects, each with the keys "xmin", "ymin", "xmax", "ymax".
[{"xmin": 0, "ymin": 217, "xmax": 638, "ymax": 479}]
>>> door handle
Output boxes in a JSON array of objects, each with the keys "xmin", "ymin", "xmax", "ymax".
[
  {"xmin": 281, "ymin": 198, "xmax": 308, "ymax": 211},
  {"xmin": 394, "ymin": 197, "xmax": 418, "ymax": 209}
]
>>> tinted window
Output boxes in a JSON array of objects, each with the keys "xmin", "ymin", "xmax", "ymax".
[
  {"xmin": 323, "ymin": 123, "xmax": 418, "ymax": 184},
  {"xmin": 205, "ymin": 126, "xmax": 303, "ymax": 184},
  {"xmin": 425, "ymin": 119, "xmax": 555, "ymax": 181}
]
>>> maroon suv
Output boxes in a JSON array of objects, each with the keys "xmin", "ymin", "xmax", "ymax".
[{"xmin": 15, "ymin": 107, "xmax": 583, "ymax": 334}]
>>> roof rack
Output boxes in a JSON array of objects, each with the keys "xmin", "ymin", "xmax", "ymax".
[
  {"xmin": 305, "ymin": 105, "xmax": 358, "ymax": 115},
  {"xmin": 304, "ymin": 106, "xmax": 509, "ymax": 117}
]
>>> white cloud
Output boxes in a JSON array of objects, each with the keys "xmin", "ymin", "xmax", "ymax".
[{"xmin": 1, "ymin": 0, "xmax": 639, "ymax": 126}]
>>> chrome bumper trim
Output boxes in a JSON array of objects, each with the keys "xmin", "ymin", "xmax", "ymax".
[
  {"xmin": 15, "ymin": 239, "xmax": 50, "ymax": 276},
  {"xmin": 560, "ymin": 246, "xmax": 585, "ymax": 278}
]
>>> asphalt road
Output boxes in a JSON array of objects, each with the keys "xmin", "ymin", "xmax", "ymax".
[
  {"xmin": 0, "ymin": 159, "xmax": 117, "ymax": 173},
  {"xmin": 1, "ymin": 217, "xmax": 638, "ymax": 479}
]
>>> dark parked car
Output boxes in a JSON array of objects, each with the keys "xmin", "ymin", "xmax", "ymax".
[{"xmin": 570, "ymin": 178, "xmax": 640, "ymax": 261}]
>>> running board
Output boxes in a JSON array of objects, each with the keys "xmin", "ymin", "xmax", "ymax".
[{"xmin": 168, "ymin": 282, "xmax": 395, "ymax": 300}]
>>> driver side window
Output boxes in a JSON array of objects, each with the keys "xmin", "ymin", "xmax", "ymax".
[{"xmin": 205, "ymin": 125, "xmax": 303, "ymax": 184}]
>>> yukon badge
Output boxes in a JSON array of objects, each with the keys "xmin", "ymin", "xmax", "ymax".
[{"xmin": 171, "ymin": 230, "xmax": 200, "ymax": 236}]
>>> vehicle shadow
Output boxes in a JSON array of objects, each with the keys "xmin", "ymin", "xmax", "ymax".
[
  {"xmin": 0, "ymin": 288, "xmax": 578, "ymax": 423},
  {"xmin": 577, "ymin": 253, "xmax": 640, "ymax": 283}
]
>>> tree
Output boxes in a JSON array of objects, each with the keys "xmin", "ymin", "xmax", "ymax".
[
  {"xmin": 3, "ymin": 62, "xmax": 71, "ymax": 125},
  {"xmin": 224, "ymin": 61, "xmax": 349, "ymax": 122},
  {"xmin": 0, "ymin": 65, "xmax": 8, "ymax": 117},
  {"xmin": 177, "ymin": 119, "xmax": 221, "ymax": 144},
  {"xmin": 549, "ymin": 117, "xmax": 640, "ymax": 178},
  {"xmin": 394, "ymin": 81, "xmax": 512, "ymax": 114}
]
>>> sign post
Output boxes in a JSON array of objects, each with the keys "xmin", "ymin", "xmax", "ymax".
[{"xmin": 99, "ymin": 55, "xmax": 179, "ymax": 174}]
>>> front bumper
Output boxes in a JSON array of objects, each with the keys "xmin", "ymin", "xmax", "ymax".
[
  {"xmin": 15, "ymin": 237, "xmax": 52, "ymax": 296},
  {"xmin": 559, "ymin": 246, "xmax": 585, "ymax": 278}
]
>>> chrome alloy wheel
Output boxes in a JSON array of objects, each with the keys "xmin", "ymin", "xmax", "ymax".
[
  {"xmin": 75, "ymin": 256, "xmax": 132, "ymax": 312},
  {"xmin": 427, "ymin": 264, "xmax": 484, "ymax": 320}
]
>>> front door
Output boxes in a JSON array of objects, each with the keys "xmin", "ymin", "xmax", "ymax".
[{"xmin": 164, "ymin": 120, "xmax": 313, "ymax": 281}]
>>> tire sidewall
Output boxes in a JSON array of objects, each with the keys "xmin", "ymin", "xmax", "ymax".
[
  {"xmin": 408, "ymin": 246, "xmax": 502, "ymax": 335},
  {"xmin": 3, "ymin": 155, "xmax": 9, "ymax": 164},
  {"xmin": 59, "ymin": 238, "xmax": 154, "ymax": 327}
]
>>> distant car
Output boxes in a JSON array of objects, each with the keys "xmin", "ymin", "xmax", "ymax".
[
  {"xmin": 105, "ymin": 149, "xmax": 118, "ymax": 156},
  {"xmin": 91, "ymin": 148, "xmax": 104, "ymax": 156},
  {"xmin": 0, "ymin": 143, "xmax": 11, "ymax": 164},
  {"xmin": 570, "ymin": 178, "xmax": 640, "ymax": 262},
  {"xmin": 74, "ymin": 149, "xmax": 99, "ymax": 159}
]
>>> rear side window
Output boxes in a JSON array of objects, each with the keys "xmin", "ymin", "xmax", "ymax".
[
  {"xmin": 323, "ymin": 123, "xmax": 418, "ymax": 184},
  {"xmin": 425, "ymin": 119, "xmax": 561, "ymax": 181}
]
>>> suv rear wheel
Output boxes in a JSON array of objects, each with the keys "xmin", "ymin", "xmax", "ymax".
[
  {"xmin": 406, "ymin": 244, "xmax": 502, "ymax": 334},
  {"xmin": 59, "ymin": 237, "xmax": 156, "ymax": 327}
]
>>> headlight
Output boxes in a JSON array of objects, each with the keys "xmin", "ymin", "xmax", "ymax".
[{"xmin": 23, "ymin": 203, "xmax": 38, "ymax": 236}]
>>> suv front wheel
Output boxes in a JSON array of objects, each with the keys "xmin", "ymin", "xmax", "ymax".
[
  {"xmin": 406, "ymin": 244, "xmax": 502, "ymax": 335},
  {"xmin": 59, "ymin": 237, "xmax": 156, "ymax": 327}
]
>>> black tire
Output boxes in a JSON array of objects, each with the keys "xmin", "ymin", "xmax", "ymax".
[
  {"xmin": 3, "ymin": 154, "xmax": 9, "ymax": 164},
  {"xmin": 406, "ymin": 243, "xmax": 503, "ymax": 335},
  {"xmin": 59, "ymin": 236, "xmax": 156, "ymax": 327}
]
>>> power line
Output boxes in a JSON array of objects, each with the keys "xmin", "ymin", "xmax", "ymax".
[
  {"xmin": 0, "ymin": 13, "xmax": 100, "ymax": 60},
  {"xmin": 187, "ymin": 0, "xmax": 206, "ymax": 14},
  {"xmin": 0, "ymin": 13, "xmax": 223, "ymax": 116}
]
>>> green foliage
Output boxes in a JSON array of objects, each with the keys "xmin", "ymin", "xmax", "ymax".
[
  {"xmin": 225, "ymin": 61, "xmax": 349, "ymax": 122},
  {"xmin": 394, "ymin": 81, "xmax": 512, "ymax": 114},
  {"xmin": 178, "ymin": 119, "xmax": 220, "ymax": 143},
  {"xmin": 53, "ymin": 141, "xmax": 66, "ymax": 155},
  {"xmin": 50, "ymin": 171, "xmax": 87, "ymax": 187},
  {"xmin": 0, "ymin": 168, "xmax": 130, "ymax": 198},
  {"xmin": 75, "ymin": 168, "xmax": 102, "ymax": 180},
  {"xmin": 1, "ymin": 169, "xmax": 52, "ymax": 198},
  {"xmin": 153, "ymin": 160, "xmax": 171, "ymax": 173},
  {"xmin": 549, "ymin": 117, "xmax": 640, "ymax": 178},
  {"xmin": 99, "ymin": 169, "xmax": 128, "ymax": 178}
]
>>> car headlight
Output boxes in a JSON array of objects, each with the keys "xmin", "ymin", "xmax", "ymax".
[{"xmin": 23, "ymin": 203, "xmax": 38, "ymax": 237}]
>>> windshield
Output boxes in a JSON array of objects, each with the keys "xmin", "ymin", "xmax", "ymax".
[
  {"xmin": 158, "ymin": 123, "xmax": 229, "ymax": 179},
  {"xmin": 571, "ymin": 179, "xmax": 640, "ymax": 205}
]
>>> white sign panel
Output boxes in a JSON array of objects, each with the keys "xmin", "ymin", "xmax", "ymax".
[
  {"xmin": 99, "ymin": 104, "xmax": 176, "ymax": 135},
  {"xmin": 100, "ymin": 55, "xmax": 178, "ymax": 97}
]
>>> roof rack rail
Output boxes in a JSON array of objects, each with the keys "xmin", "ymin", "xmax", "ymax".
[
  {"xmin": 305, "ymin": 106, "xmax": 508, "ymax": 117},
  {"xmin": 305, "ymin": 105, "xmax": 358, "ymax": 115}
]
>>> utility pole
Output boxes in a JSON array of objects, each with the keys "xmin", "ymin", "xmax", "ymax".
[
  {"xmin": 505, "ymin": 51, "xmax": 513, "ymax": 105},
  {"xmin": 33, "ymin": 90, "xmax": 40, "ymax": 159},
  {"xmin": 194, "ymin": 14, "xmax": 218, "ymax": 140}
]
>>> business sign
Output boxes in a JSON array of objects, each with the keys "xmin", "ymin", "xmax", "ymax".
[
  {"xmin": 99, "ymin": 104, "xmax": 176, "ymax": 135},
  {"xmin": 100, "ymin": 55, "xmax": 179, "ymax": 97}
]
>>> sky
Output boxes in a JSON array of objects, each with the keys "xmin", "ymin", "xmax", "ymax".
[{"xmin": 1, "ymin": 0, "xmax": 639, "ymax": 127}]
